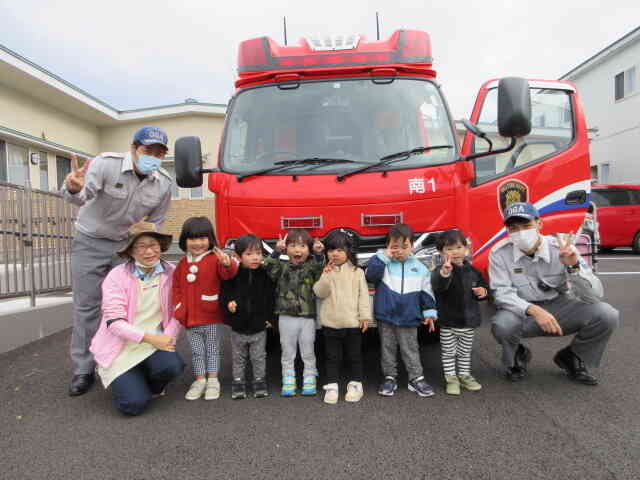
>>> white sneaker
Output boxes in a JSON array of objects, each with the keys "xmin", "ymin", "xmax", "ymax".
[
  {"xmin": 345, "ymin": 381, "xmax": 364, "ymax": 402},
  {"xmin": 323, "ymin": 383, "xmax": 339, "ymax": 404},
  {"xmin": 185, "ymin": 379, "xmax": 206, "ymax": 400},
  {"xmin": 204, "ymin": 377, "xmax": 221, "ymax": 400}
]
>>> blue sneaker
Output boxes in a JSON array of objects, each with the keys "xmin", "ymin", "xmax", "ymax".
[
  {"xmin": 281, "ymin": 376, "xmax": 296, "ymax": 397},
  {"xmin": 378, "ymin": 376, "xmax": 398, "ymax": 396},
  {"xmin": 408, "ymin": 376, "xmax": 435, "ymax": 397},
  {"xmin": 301, "ymin": 376, "xmax": 317, "ymax": 396}
]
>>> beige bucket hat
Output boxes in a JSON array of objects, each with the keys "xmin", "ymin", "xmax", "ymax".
[{"xmin": 117, "ymin": 221, "xmax": 173, "ymax": 258}]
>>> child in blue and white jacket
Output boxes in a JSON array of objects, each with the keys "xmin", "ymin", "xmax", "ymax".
[{"xmin": 366, "ymin": 223, "xmax": 438, "ymax": 398}]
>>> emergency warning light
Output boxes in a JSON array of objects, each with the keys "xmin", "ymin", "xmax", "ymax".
[{"xmin": 237, "ymin": 30, "xmax": 433, "ymax": 75}]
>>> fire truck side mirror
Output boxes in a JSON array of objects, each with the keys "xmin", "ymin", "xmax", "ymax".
[
  {"xmin": 175, "ymin": 136, "xmax": 204, "ymax": 188},
  {"xmin": 497, "ymin": 77, "xmax": 532, "ymax": 138}
]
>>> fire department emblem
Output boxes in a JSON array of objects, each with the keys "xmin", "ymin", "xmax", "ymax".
[{"xmin": 498, "ymin": 179, "xmax": 529, "ymax": 216}]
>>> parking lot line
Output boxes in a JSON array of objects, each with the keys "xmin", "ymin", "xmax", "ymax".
[
  {"xmin": 598, "ymin": 272, "xmax": 640, "ymax": 275},
  {"xmin": 597, "ymin": 257, "xmax": 640, "ymax": 260}
]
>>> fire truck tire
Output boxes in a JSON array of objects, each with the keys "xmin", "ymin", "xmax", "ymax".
[
  {"xmin": 174, "ymin": 136, "xmax": 203, "ymax": 188},
  {"xmin": 632, "ymin": 233, "xmax": 640, "ymax": 254}
]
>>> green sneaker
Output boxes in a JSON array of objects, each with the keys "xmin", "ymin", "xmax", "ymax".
[
  {"xmin": 301, "ymin": 376, "xmax": 317, "ymax": 396},
  {"xmin": 281, "ymin": 376, "xmax": 296, "ymax": 397},
  {"xmin": 459, "ymin": 375, "xmax": 482, "ymax": 391},
  {"xmin": 445, "ymin": 376, "xmax": 461, "ymax": 396}
]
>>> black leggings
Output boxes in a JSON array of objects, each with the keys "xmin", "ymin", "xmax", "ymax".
[{"xmin": 323, "ymin": 327, "xmax": 363, "ymax": 384}]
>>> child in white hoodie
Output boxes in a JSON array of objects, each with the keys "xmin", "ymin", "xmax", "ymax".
[{"xmin": 313, "ymin": 230, "xmax": 372, "ymax": 404}]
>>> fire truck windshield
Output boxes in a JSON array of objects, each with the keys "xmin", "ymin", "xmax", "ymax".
[{"xmin": 222, "ymin": 78, "xmax": 456, "ymax": 175}]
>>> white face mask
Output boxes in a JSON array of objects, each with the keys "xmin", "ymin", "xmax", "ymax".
[
  {"xmin": 135, "ymin": 259, "xmax": 160, "ymax": 269},
  {"xmin": 509, "ymin": 228, "xmax": 539, "ymax": 252}
]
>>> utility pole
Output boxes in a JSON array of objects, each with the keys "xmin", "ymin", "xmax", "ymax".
[{"xmin": 376, "ymin": 12, "xmax": 380, "ymax": 40}]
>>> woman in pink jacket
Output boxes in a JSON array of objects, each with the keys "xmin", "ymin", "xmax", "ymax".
[{"xmin": 90, "ymin": 223, "xmax": 184, "ymax": 416}]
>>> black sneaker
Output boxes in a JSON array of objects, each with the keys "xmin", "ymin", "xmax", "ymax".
[
  {"xmin": 231, "ymin": 381, "xmax": 246, "ymax": 400},
  {"xmin": 378, "ymin": 376, "xmax": 398, "ymax": 396},
  {"xmin": 408, "ymin": 376, "xmax": 435, "ymax": 397},
  {"xmin": 514, "ymin": 344, "xmax": 532, "ymax": 371},
  {"xmin": 253, "ymin": 379, "xmax": 269, "ymax": 398},
  {"xmin": 505, "ymin": 366, "xmax": 526, "ymax": 382},
  {"xmin": 553, "ymin": 346, "xmax": 598, "ymax": 385}
]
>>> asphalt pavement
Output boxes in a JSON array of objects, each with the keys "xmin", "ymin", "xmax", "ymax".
[{"xmin": 1, "ymin": 251, "xmax": 639, "ymax": 480}]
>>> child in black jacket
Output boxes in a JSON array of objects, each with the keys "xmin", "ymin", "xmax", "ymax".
[
  {"xmin": 431, "ymin": 230, "xmax": 489, "ymax": 396},
  {"xmin": 221, "ymin": 234, "xmax": 276, "ymax": 399}
]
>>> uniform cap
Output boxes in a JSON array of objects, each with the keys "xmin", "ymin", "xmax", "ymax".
[
  {"xmin": 503, "ymin": 202, "xmax": 539, "ymax": 223},
  {"xmin": 132, "ymin": 126, "xmax": 168, "ymax": 148}
]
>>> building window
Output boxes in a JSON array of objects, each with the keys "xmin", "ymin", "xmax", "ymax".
[
  {"xmin": 190, "ymin": 184, "xmax": 204, "ymax": 199},
  {"xmin": 162, "ymin": 162, "xmax": 180, "ymax": 199},
  {"xmin": 615, "ymin": 66, "xmax": 636, "ymax": 101},
  {"xmin": 599, "ymin": 163, "xmax": 610, "ymax": 184},
  {"xmin": 0, "ymin": 140, "xmax": 6, "ymax": 181},
  {"xmin": 56, "ymin": 156, "xmax": 71, "ymax": 189},
  {"xmin": 7, "ymin": 143, "xmax": 28, "ymax": 186},
  {"xmin": 39, "ymin": 151, "xmax": 49, "ymax": 191}
]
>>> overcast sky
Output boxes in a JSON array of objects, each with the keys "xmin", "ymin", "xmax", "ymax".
[{"xmin": 1, "ymin": 1, "xmax": 639, "ymax": 118}]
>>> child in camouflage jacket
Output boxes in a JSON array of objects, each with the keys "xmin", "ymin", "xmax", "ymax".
[{"xmin": 264, "ymin": 229, "xmax": 324, "ymax": 397}]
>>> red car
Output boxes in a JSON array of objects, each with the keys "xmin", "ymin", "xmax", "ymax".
[{"xmin": 591, "ymin": 184, "xmax": 640, "ymax": 253}]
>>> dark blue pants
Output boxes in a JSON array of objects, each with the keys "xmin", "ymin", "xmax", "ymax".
[{"xmin": 110, "ymin": 350, "xmax": 185, "ymax": 416}]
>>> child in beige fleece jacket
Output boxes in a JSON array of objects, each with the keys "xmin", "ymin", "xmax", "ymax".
[{"xmin": 313, "ymin": 230, "xmax": 372, "ymax": 404}]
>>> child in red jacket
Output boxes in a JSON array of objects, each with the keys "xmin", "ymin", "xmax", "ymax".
[{"xmin": 172, "ymin": 217, "xmax": 238, "ymax": 400}]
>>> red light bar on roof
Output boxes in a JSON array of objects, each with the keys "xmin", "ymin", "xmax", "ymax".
[{"xmin": 237, "ymin": 30, "xmax": 432, "ymax": 74}]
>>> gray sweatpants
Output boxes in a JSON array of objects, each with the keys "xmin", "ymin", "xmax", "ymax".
[
  {"xmin": 379, "ymin": 321, "xmax": 423, "ymax": 380},
  {"xmin": 231, "ymin": 330, "xmax": 267, "ymax": 382},
  {"xmin": 279, "ymin": 315, "xmax": 317, "ymax": 378},
  {"xmin": 70, "ymin": 231, "xmax": 126, "ymax": 375},
  {"xmin": 492, "ymin": 295, "xmax": 619, "ymax": 370}
]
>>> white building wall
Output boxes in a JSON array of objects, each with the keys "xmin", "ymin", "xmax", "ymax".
[{"xmin": 567, "ymin": 39, "xmax": 640, "ymax": 184}]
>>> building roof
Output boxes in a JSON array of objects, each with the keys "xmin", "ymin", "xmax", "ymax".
[
  {"xmin": 560, "ymin": 26, "xmax": 640, "ymax": 81},
  {"xmin": 0, "ymin": 43, "xmax": 227, "ymax": 126}
]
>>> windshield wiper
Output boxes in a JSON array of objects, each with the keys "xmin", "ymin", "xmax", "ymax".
[
  {"xmin": 336, "ymin": 145, "xmax": 454, "ymax": 181},
  {"xmin": 237, "ymin": 157, "xmax": 361, "ymax": 182}
]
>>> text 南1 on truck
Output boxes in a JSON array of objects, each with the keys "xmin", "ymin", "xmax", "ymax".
[{"xmin": 175, "ymin": 29, "xmax": 594, "ymax": 274}]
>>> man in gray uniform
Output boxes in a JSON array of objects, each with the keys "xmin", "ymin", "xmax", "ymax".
[
  {"xmin": 489, "ymin": 202, "xmax": 619, "ymax": 385},
  {"xmin": 62, "ymin": 126, "xmax": 173, "ymax": 396}
]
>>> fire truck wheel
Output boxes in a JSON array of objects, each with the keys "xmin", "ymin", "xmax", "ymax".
[
  {"xmin": 174, "ymin": 136, "xmax": 203, "ymax": 188},
  {"xmin": 633, "ymin": 233, "xmax": 640, "ymax": 254}
]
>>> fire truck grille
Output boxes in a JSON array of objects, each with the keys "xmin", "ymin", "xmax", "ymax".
[{"xmin": 262, "ymin": 231, "xmax": 429, "ymax": 259}]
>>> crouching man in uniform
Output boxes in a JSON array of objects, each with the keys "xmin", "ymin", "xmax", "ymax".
[
  {"xmin": 62, "ymin": 126, "xmax": 173, "ymax": 396},
  {"xmin": 489, "ymin": 202, "xmax": 619, "ymax": 385}
]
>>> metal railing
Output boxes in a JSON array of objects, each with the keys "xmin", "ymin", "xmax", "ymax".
[{"xmin": 0, "ymin": 181, "xmax": 77, "ymax": 304}]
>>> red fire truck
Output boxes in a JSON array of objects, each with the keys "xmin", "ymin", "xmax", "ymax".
[{"xmin": 175, "ymin": 30, "xmax": 592, "ymax": 272}]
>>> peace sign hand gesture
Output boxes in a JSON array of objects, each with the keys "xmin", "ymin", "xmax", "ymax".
[
  {"xmin": 64, "ymin": 154, "xmax": 92, "ymax": 194},
  {"xmin": 440, "ymin": 254, "xmax": 453, "ymax": 277},
  {"xmin": 213, "ymin": 246, "xmax": 231, "ymax": 267},
  {"xmin": 558, "ymin": 232, "xmax": 578, "ymax": 266},
  {"xmin": 313, "ymin": 237, "xmax": 324, "ymax": 254},
  {"xmin": 275, "ymin": 234, "xmax": 287, "ymax": 253}
]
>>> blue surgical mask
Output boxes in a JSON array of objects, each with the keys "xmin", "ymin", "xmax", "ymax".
[{"xmin": 136, "ymin": 154, "xmax": 161, "ymax": 175}]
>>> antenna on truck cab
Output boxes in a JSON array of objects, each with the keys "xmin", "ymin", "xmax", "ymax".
[
  {"xmin": 283, "ymin": 17, "xmax": 288, "ymax": 45},
  {"xmin": 376, "ymin": 12, "xmax": 380, "ymax": 40}
]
